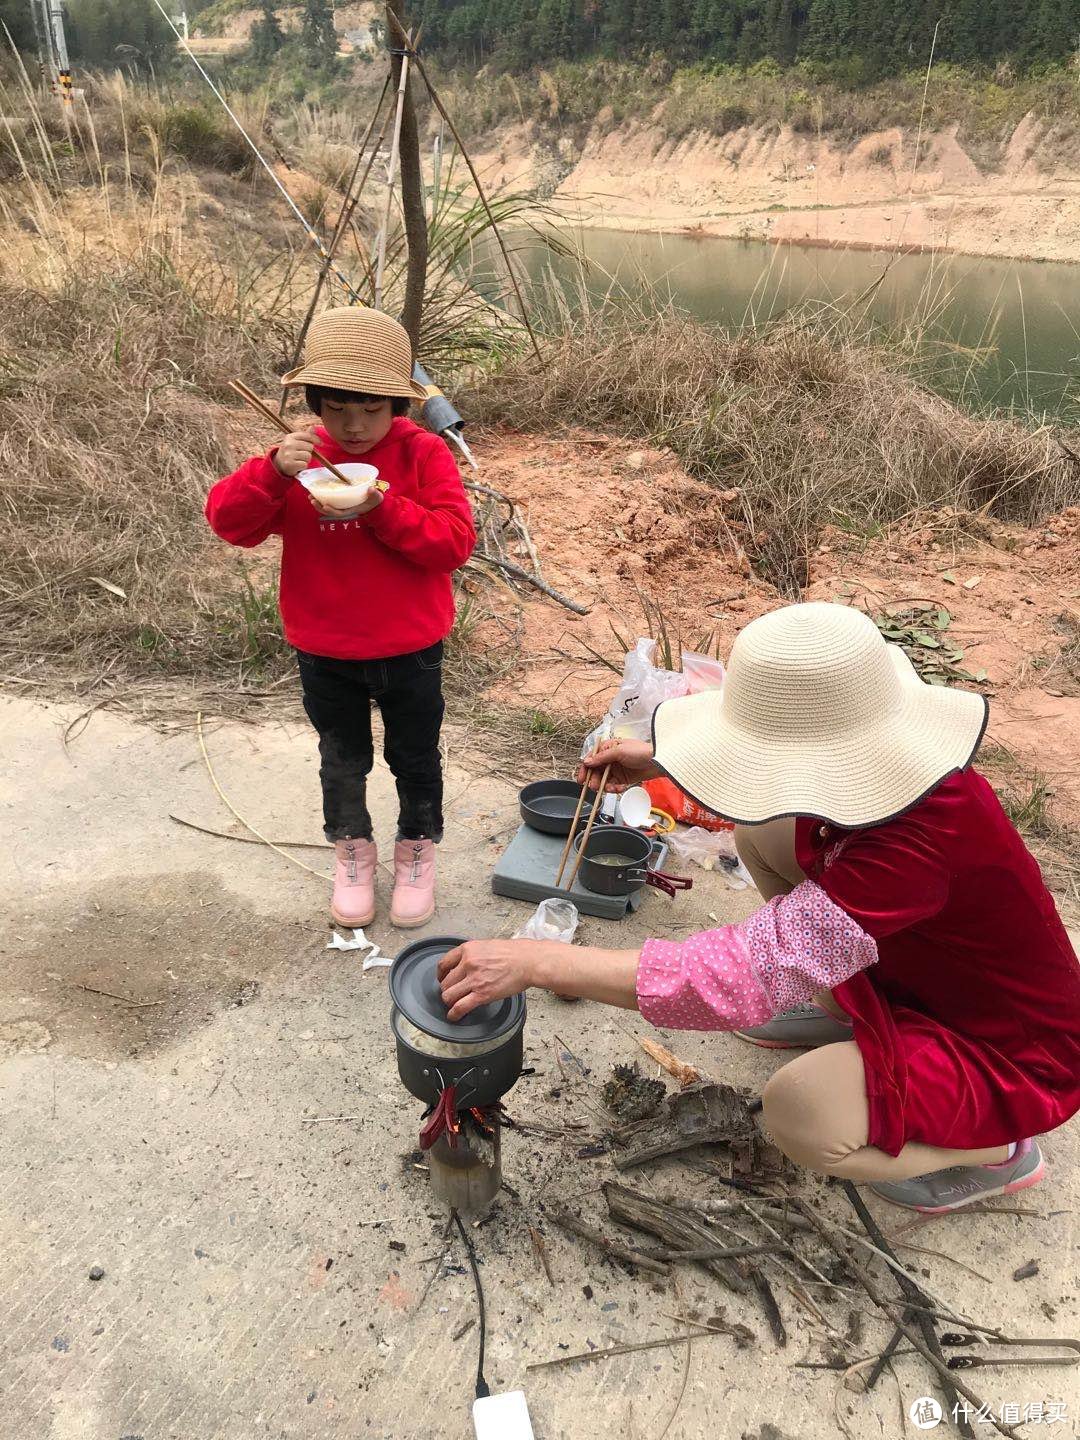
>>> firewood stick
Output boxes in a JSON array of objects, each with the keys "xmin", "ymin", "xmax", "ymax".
[
  {"xmin": 546, "ymin": 1204, "xmax": 670, "ymax": 1276},
  {"xmin": 794, "ymin": 1201, "xmax": 1017, "ymax": 1440}
]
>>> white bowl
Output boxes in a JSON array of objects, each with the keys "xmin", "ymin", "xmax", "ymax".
[
  {"xmin": 298, "ymin": 461, "xmax": 380, "ymax": 512},
  {"xmin": 618, "ymin": 786, "xmax": 653, "ymax": 829}
]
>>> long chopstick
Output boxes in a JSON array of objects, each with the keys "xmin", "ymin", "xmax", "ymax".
[
  {"xmin": 554, "ymin": 776, "xmax": 593, "ymax": 888},
  {"xmin": 228, "ymin": 378, "xmax": 380, "ymax": 489},
  {"xmin": 564, "ymin": 763, "xmax": 612, "ymax": 893}
]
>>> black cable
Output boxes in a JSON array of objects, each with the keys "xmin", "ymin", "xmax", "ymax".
[{"xmin": 452, "ymin": 1209, "xmax": 489, "ymax": 1399}]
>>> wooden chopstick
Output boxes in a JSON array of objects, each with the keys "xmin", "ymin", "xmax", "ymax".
[
  {"xmin": 564, "ymin": 763, "xmax": 612, "ymax": 893},
  {"xmin": 228, "ymin": 378, "xmax": 371, "ymax": 489},
  {"xmin": 554, "ymin": 776, "xmax": 593, "ymax": 889}
]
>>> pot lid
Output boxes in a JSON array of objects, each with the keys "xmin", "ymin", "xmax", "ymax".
[{"xmin": 389, "ymin": 935, "xmax": 525, "ymax": 1044}]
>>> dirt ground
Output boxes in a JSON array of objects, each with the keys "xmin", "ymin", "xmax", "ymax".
[
  {"xmin": 471, "ymin": 426, "xmax": 1080, "ymax": 833},
  {"xmin": 2, "ymin": 688, "xmax": 1078, "ymax": 1440}
]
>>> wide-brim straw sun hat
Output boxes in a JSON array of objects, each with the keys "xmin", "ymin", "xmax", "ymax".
[
  {"xmin": 652, "ymin": 602, "xmax": 988, "ymax": 828},
  {"xmin": 281, "ymin": 305, "xmax": 427, "ymax": 401}
]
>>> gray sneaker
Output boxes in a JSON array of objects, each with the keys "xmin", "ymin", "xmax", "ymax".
[
  {"xmin": 870, "ymin": 1138, "xmax": 1046, "ymax": 1213},
  {"xmin": 734, "ymin": 1003, "xmax": 853, "ymax": 1049}
]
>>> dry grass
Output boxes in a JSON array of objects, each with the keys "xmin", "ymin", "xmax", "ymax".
[
  {"xmin": 0, "ymin": 261, "xmax": 298, "ymax": 696},
  {"xmin": 435, "ymin": 57, "xmax": 1080, "ymax": 157},
  {"xmin": 463, "ymin": 292, "xmax": 1080, "ymax": 594},
  {"xmin": 979, "ymin": 745, "xmax": 1080, "ymax": 907}
]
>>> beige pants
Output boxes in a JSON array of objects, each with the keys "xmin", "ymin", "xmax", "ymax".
[{"xmin": 734, "ymin": 820, "xmax": 1009, "ymax": 1181}]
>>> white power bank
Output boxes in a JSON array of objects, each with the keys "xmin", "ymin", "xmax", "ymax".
[{"xmin": 472, "ymin": 1390, "xmax": 535, "ymax": 1439}]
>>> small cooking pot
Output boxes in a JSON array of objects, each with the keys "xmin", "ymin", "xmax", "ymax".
[
  {"xmin": 573, "ymin": 825, "xmax": 693, "ymax": 900},
  {"xmin": 390, "ymin": 935, "xmax": 525, "ymax": 1108},
  {"xmin": 519, "ymin": 779, "xmax": 594, "ymax": 836}
]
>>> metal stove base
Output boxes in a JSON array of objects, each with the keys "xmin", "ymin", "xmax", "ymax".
[{"xmin": 491, "ymin": 823, "xmax": 668, "ymax": 920}]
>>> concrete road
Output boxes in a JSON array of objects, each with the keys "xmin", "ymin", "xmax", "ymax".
[{"xmin": 1, "ymin": 695, "xmax": 1076, "ymax": 1439}]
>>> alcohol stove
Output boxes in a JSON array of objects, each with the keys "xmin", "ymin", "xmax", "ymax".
[{"xmin": 390, "ymin": 936, "xmax": 525, "ymax": 1214}]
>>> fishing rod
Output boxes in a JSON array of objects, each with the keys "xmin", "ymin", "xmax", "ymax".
[{"xmin": 150, "ymin": 0, "xmax": 477, "ymax": 469}]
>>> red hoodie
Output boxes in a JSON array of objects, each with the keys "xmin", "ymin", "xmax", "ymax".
[{"xmin": 205, "ymin": 418, "xmax": 476, "ymax": 661}]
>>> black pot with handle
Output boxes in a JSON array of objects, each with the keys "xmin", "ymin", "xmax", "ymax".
[
  {"xmin": 390, "ymin": 935, "xmax": 526, "ymax": 1108},
  {"xmin": 518, "ymin": 778, "xmax": 594, "ymax": 836},
  {"xmin": 573, "ymin": 825, "xmax": 693, "ymax": 899}
]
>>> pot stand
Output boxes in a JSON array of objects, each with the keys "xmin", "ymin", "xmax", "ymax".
[{"xmin": 491, "ymin": 822, "xmax": 670, "ymax": 920}]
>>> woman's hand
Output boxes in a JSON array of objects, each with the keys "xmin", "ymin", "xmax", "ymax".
[
  {"xmin": 273, "ymin": 427, "xmax": 320, "ymax": 478},
  {"xmin": 576, "ymin": 737, "xmax": 659, "ymax": 794},
  {"xmin": 439, "ymin": 938, "xmax": 643, "ymax": 1018},
  {"xmin": 437, "ymin": 939, "xmax": 563, "ymax": 1021}
]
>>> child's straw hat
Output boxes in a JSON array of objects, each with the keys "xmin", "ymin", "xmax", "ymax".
[
  {"xmin": 653, "ymin": 602, "xmax": 988, "ymax": 828},
  {"xmin": 281, "ymin": 306, "xmax": 428, "ymax": 401}
]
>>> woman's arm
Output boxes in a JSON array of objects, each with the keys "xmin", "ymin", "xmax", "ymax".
[{"xmin": 438, "ymin": 880, "xmax": 878, "ymax": 1029}]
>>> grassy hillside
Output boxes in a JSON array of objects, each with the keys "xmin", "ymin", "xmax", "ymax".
[{"xmin": 436, "ymin": 56, "xmax": 1080, "ymax": 159}]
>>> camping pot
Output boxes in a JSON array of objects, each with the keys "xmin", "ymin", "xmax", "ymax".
[
  {"xmin": 518, "ymin": 779, "xmax": 594, "ymax": 837},
  {"xmin": 573, "ymin": 826, "xmax": 693, "ymax": 900},
  {"xmin": 389, "ymin": 935, "xmax": 525, "ymax": 1108}
]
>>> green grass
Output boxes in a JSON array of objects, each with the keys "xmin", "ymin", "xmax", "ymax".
[
  {"xmin": 223, "ymin": 567, "xmax": 288, "ymax": 679},
  {"xmin": 526, "ymin": 709, "xmax": 561, "ymax": 737}
]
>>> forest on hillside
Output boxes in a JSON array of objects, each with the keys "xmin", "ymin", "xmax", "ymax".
[{"xmin": 417, "ymin": 0, "xmax": 1080, "ymax": 76}]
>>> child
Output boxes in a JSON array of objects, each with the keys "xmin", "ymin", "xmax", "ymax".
[{"xmin": 206, "ymin": 307, "xmax": 476, "ymax": 930}]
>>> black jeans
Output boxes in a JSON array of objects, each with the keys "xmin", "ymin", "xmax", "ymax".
[{"xmin": 297, "ymin": 643, "xmax": 445, "ymax": 843}]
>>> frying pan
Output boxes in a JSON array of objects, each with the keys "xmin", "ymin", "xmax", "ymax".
[
  {"xmin": 519, "ymin": 779, "xmax": 595, "ymax": 837},
  {"xmin": 573, "ymin": 825, "xmax": 693, "ymax": 900}
]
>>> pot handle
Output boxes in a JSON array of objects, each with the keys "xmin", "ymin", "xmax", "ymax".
[{"xmin": 646, "ymin": 868, "xmax": 694, "ymax": 897}]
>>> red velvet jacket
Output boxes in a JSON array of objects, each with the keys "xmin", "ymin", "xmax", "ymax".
[
  {"xmin": 638, "ymin": 768, "xmax": 1080, "ymax": 1153},
  {"xmin": 809, "ymin": 770, "xmax": 1080, "ymax": 1153},
  {"xmin": 205, "ymin": 419, "xmax": 476, "ymax": 661}
]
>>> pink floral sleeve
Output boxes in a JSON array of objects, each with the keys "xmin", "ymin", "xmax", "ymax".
[{"xmin": 636, "ymin": 880, "xmax": 878, "ymax": 1032}]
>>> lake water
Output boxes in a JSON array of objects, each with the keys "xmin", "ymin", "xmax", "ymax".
[{"xmin": 519, "ymin": 229, "xmax": 1080, "ymax": 421}]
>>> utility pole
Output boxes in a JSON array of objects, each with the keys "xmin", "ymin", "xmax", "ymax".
[{"xmin": 37, "ymin": 0, "xmax": 73, "ymax": 106}]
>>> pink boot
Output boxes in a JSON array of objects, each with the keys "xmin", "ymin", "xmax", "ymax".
[
  {"xmin": 331, "ymin": 838, "xmax": 377, "ymax": 928},
  {"xmin": 390, "ymin": 839, "xmax": 436, "ymax": 929}
]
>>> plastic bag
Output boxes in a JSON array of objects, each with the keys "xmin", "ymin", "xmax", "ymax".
[
  {"xmin": 582, "ymin": 638, "xmax": 691, "ymax": 756},
  {"xmin": 513, "ymin": 897, "xmax": 579, "ymax": 944},
  {"xmin": 667, "ymin": 826, "xmax": 752, "ymax": 888},
  {"xmin": 680, "ymin": 650, "xmax": 726, "ymax": 695},
  {"xmin": 644, "ymin": 778, "xmax": 734, "ymax": 833}
]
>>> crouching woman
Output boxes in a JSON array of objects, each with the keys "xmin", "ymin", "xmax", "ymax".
[{"xmin": 438, "ymin": 603, "xmax": 1080, "ymax": 1212}]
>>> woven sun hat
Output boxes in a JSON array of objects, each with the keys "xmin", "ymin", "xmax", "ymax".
[
  {"xmin": 280, "ymin": 306, "xmax": 427, "ymax": 401},
  {"xmin": 652, "ymin": 602, "xmax": 988, "ymax": 828}
]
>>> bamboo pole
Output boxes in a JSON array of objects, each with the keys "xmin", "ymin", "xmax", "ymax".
[
  {"xmin": 385, "ymin": 5, "xmax": 428, "ymax": 351},
  {"xmin": 374, "ymin": 27, "xmax": 411, "ymax": 311}
]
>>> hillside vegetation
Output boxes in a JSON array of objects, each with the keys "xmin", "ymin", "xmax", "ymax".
[{"xmin": 417, "ymin": 0, "xmax": 1078, "ymax": 79}]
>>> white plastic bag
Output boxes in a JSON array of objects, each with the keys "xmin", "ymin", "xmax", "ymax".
[
  {"xmin": 667, "ymin": 826, "xmax": 752, "ymax": 889},
  {"xmin": 680, "ymin": 650, "xmax": 726, "ymax": 694},
  {"xmin": 513, "ymin": 897, "xmax": 579, "ymax": 944},
  {"xmin": 582, "ymin": 638, "xmax": 691, "ymax": 756}
]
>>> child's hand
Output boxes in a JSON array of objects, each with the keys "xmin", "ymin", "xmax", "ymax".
[
  {"xmin": 273, "ymin": 427, "xmax": 320, "ymax": 477},
  {"xmin": 308, "ymin": 489, "xmax": 384, "ymax": 520}
]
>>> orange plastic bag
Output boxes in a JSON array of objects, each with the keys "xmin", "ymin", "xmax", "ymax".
[{"xmin": 644, "ymin": 778, "xmax": 734, "ymax": 833}]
